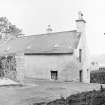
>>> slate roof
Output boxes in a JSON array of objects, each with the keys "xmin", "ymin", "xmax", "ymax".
[{"xmin": 0, "ymin": 30, "xmax": 81, "ymax": 55}]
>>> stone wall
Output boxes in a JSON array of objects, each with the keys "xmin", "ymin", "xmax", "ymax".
[{"xmin": 15, "ymin": 53, "xmax": 24, "ymax": 82}]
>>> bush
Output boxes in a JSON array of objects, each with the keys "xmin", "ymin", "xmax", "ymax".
[
  {"xmin": 90, "ymin": 71, "xmax": 105, "ymax": 83},
  {"xmin": 33, "ymin": 88, "xmax": 105, "ymax": 105},
  {"xmin": 91, "ymin": 94, "xmax": 105, "ymax": 105},
  {"xmin": 47, "ymin": 97, "xmax": 66, "ymax": 105}
]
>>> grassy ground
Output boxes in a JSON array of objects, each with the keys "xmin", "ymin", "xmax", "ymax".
[
  {"xmin": 0, "ymin": 77, "xmax": 104, "ymax": 105},
  {"xmin": 46, "ymin": 86, "xmax": 105, "ymax": 105}
]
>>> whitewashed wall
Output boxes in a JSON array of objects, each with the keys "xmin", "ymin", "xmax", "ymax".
[
  {"xmin": 76, "ymin": 21, "xmax": 90, "ymax": 83},
  {"xmin": 24, "ymin": 54, "xmax": 80, "ymax": 81}
]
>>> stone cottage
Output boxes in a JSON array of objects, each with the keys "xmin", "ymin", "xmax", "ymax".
[{"xmin": 0, "ymin": 12, "xmax": 90, "ymax": 83}]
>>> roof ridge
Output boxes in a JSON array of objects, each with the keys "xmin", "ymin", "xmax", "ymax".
[
  {"xmin": 0, "ymin": 30, "xmax": 81, "ymax": 54},
  {"xmin": 23, "ymin": 30, "xmax": 77, "ymax": 38}
]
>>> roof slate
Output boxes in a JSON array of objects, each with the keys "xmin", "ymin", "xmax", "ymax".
[{"xmin": 0, "ymin": 30, "xmax": 81, "ymax": 55}]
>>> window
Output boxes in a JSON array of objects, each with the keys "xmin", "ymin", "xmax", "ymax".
[
  {"xmin": 51, "ymin": 71, "xmax": 58, "ymax": 80},
  {"xmin": 79, "ymin": 49, "xmax": 82, "ymax": 62},
  {"xmin": 79, "ymin": 70, "xmax": 83, "ymax": 82}
]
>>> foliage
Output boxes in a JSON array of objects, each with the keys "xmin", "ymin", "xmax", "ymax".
[
  {"xmin": 90, "ymin": 71, "xmax": 105, "ymax": 83},
  {"xmin": 0, "ymin": 17, "xmax": 22, "ymax": 38},
  {"xmin": 0, "ymin": 56, "xmax": 16, "ymax": 80},
  {"xmin": 33, "ymin": 88, "xmax": 105, "ymax": 105},
  {"xmin": 47, "ymin": 97, "xmax": 66, "ymax": 105}
]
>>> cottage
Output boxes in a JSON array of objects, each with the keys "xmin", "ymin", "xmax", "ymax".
[{"xmin": 0, "ymin": 12, "xmax": 90, "ymax": 83}]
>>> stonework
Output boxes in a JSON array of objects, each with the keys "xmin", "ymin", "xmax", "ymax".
[{"xmin": 15, "ymin": 53, "xmax": 24, "ymax": 82}]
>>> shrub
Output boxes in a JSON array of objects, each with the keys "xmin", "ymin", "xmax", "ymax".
[
  {"xmin": 90, "ymin": 71, "xmax": 105, "ymax": 83},
  {"xmin": 33, "ymin": 88, "xmax": 105, "ymax": 105}
]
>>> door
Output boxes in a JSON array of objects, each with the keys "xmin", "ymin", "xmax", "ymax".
[
  {"xmin": 79, "ymin": 70, "xmax": 83, "ymax": 82},
  {"xmin": 51, "ymin": 71, "xmax": 58, "ymax": 80}
]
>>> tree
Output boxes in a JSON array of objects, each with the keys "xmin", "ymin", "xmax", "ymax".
[{"xmin": 0, "ymin": 17, "xmax": 22, "ymax": 39}]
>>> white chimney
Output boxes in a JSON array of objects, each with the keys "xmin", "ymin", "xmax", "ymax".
[
  {"xmin": 75, "ymin": 11, "xmax": 86, "ymax": 33},
  {"xmin": 46, "ymin": 24, "xmax": 53, "ymax": 33}
]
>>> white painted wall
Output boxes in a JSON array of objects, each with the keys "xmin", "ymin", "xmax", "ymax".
[
  {"xmin": 24, "ymin": 54, "xmax": 80, "ymax": 81},
  {"xmin": 76, "ymin": 17, "xmax": 90, "ymax": 83}
]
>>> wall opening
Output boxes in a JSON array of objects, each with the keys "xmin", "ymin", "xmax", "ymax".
[
  {"xmin": 51, "ymin": 71, "xmax": 58, "ymax": 80},
  {"xmin": 79, "ymin": 70, "xmax": 83, "ymax": 82},
  {"xmin": 79, "ymin": 49, "xmax": 82, "ymax": 63}
]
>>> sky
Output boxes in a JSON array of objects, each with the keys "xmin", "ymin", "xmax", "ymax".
[{"xmin": 0, "ymin": 0, "xmax": 105, "ymax": 55}]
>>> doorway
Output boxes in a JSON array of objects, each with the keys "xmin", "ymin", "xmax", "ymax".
[
  {"xmin": 51, "ymin": 71, "xmax": 58, "ymax": 80},
  {"xmin": 79, "ymin": 70, "xmax": 83, "ymax": 82}
]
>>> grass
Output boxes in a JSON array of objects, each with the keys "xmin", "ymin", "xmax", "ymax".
[{"xmin": 32, "ymin": 85, "xmax": 105, "ymax": 105}]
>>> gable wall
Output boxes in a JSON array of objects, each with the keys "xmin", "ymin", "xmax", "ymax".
[{"xmin": 76, "ymin": 31, "xmax": 90, "ymax": 83}]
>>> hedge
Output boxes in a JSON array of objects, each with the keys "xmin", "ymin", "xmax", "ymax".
[
  {"xmin": 90, "ymin": 70, "xmax": 105, "ymax": 83},
  {"xmin": 33, "ymin": 86, "xmax": 105, "ymax": 105}
]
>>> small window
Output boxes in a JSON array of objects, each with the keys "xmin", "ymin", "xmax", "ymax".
[
  {"xmin": 79, "ymin": 70, "xmax": 83, "ymax": 82},
  {"xmin": 51, "ymin": 71, "xmax": 58, "ymax": 80},
  {"xmin": 79, "ymin": 49, "xmax": 82, "ymax": 62}
]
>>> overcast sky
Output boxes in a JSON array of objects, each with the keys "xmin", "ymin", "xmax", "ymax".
[{"xmin": 0, "ymin": 0, "xmax": 105, "ymax": 55}]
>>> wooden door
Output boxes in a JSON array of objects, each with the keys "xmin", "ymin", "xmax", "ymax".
[{"xmin": 79, "ymin": 70, "xmax": 83, "ymax": 82}]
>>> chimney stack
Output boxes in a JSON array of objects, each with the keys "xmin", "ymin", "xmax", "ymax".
[
  {"xmin": 46, "ymin": 24, "xmax": 53, "ymax": 33},
  {"xmin": 75, "ymin": 11, "xmax": 86, "ymax": 33}
]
